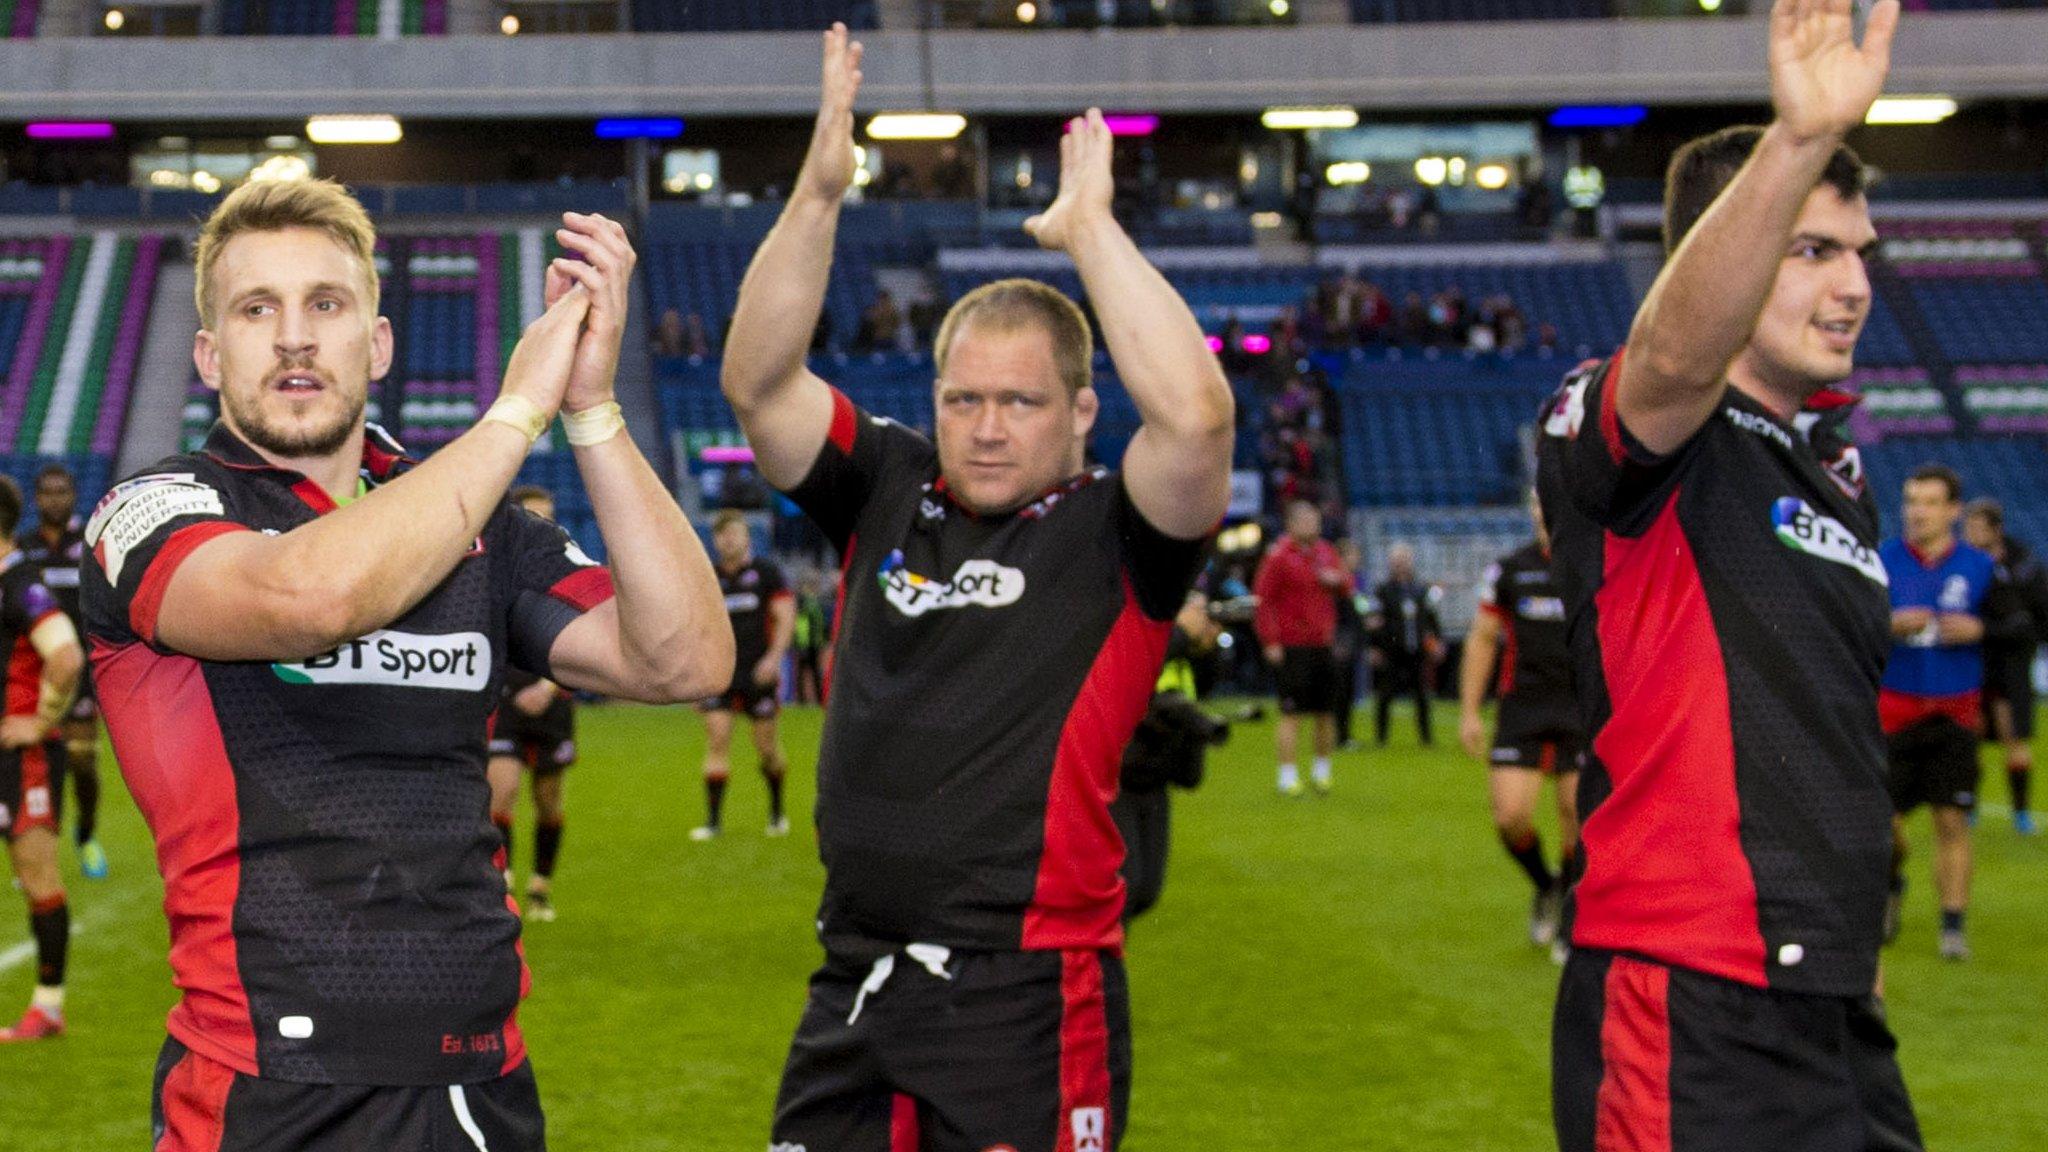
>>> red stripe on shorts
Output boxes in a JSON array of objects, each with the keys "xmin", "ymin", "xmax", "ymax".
[
  {"xmin": 890, "ymin": 1092, "xmax": 919, "ymax": 1152},
  {"xmin": 1055, "ymin": 951, "xmax": 1112, "ymax": 1152},
  {"xmin": 154, "ymin": 1045, "xmax": 236, "ymax": 1152},
  {"xmin": 1594, "ymin": 956, "xmax": 1673, "ymax": 1152}
]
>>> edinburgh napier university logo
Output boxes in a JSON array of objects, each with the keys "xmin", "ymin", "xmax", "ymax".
[
  {"xmin": 878, "ymin": 550, "xmax": 1027, "ymax": 618},
  {"xmin": 272, "ymin": 630, "xmax": 493, "ymax": 691},
  {"xmin": 1772, "ymin": 498, "xmax": 1889, "ymax": 586},
  {"xmin": 83, "ymin": 473, "xmax": 226, "ymax": 584}
]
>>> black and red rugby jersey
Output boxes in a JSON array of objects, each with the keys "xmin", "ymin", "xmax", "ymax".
[
  {"xmin": 1535, "ymin": 355, "xmax": 1893, "ymax": 997},
  {"xmin": 1477, "ymin": 539, "xmax": 1580, "ymax": 743},
  {"xmin": 720, "ymin": 555, "xmax": 791, "ymax": 672},
  {"xmin": 15, "ymin": 521, "xmax": 85, "ymax": 627},
  {"xmin": 495, "ymin": 668, "xmax": 573, "ymax": 745},
  {"xmin": 80, "ymin": 422, "xmax": 616, "ymax": 1085},
  {"xmin": 2, "ymin": 551, "xmax": 66, "ymax": 717},
  {"xmin": 786, "ymin": 388, "xmax": 1206, "ymax": 958}
]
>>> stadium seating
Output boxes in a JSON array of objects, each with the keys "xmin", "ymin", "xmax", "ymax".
[
  {"xmin": 1, "ymin": 0, "xmax": 36, "ymax": 37},
  {"xmin": 1847, "ymin": 366, "xmax": 1956, "ymax": 441},
  {"xmin": 218, "ymin": 0, "xmax": 446, "ymax": 35},
  {"xmin": 1909, "ymin": 278, "xmax": 2048, "ymax": 365},
  {"xmin": 1, "ymin": 233, "xmax": 166, "ymax": 473},
  {"xmin": 1957, "ymin": 364, "xmax": 2048, "ymax": 433},
  {"xmin": 1328, "ymin": 355, "xmax": 1559, "ymax": 507},
  {"xmin": 631, "ymin": 0, "xmax": 876, "ymax": 32}
]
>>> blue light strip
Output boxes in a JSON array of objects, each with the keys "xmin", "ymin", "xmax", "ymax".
[
  {"xmin": 1547, "ymin": 106, "xmax": 1649, "ymax": 130},
  {"xmin": 595, "ymin": 118, "xmax": 684, "ymax": 140}
]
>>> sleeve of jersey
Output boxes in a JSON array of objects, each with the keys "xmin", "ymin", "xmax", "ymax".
[
  {"xmin": 784, "ymin": 387, "xmax": 926, "ymax": 555},
  {"xmin": 503, "ymin": 507, "xmax": 617, "ymax": 677},
  {"xmin": 1116, "ymin": 477, "xmax": 1213, "ymax": 623},
  {"xmin": 1537, "ymin": 351, "xmax": 1696, "ymax": 536},
  {"xmin": 79, "ymin": 472, "xmax": 251, "ymax": 651}
]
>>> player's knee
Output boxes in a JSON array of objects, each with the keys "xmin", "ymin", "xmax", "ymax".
[{"xmin": 1495, "ymin": 818, "xmax": 1537, "ymax": 845}]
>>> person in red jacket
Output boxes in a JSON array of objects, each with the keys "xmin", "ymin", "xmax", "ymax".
[{"xmin": 1254, "ymin": 501, "xmax": 1349, "ymax": 795}]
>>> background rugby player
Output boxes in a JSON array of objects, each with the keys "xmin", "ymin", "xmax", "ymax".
[
  {"xmin": 1962, "ymin": 498, "xmax": 2048, "ymax": 836},
  {"xmin": 723, "ymin": 26, "xmax": 1232, "ymax": 1151},
  {"xmin": 692, "ymin": 508, "xmax": 796, "ymax": 840},
  {"xmin": 1879, "ymin": 465, "xmax": 1991, "ymax": 961},
  {"xmin": 488, "ymin": 484, "xmax": 581, "ymax": 922},
  {"xmin": 1536, "ymin": 1, "xmax": 1923, "ymax": 1148},
  {"xmin": 13, "ymin": 463, "xmax": 108, "ymax": 879},
  {"xmin": 0, "ymin": 477, "xmax": 84, "ymax": 1043},
  {"xmin": 1253, "ymin": 500, "xmax": 1346, "ymax": 796},
  {"xmin": 81, "ymin": 178, "xmax": 732, "ymax": 1150},
  {"xmin": 1458, "ymin": 492, "xmax": 1580, "ymax": 956}
]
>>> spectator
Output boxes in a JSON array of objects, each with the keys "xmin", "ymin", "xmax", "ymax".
[
  {"xmin": 1219, "ymin": 317, "xmax": 1255, "ymax": 376},
  {"xmin": 652, "ymin": 307, "xmax": 688, "ymax": 358},
  {"xmin": 1392, "ymin": 292, "xmax": 1426, "ymax": 346},
  {"xmin": 855, "ymin": 290, "xmax": 901, "ymax": 353},
  {"xmin": 684, "ymin": 312, "xmax": 712, "ymax": 358},
  {"xmin": 1368, "ymin": 543, "xmax": 1444, "ymax": 747},
  {"xmin": 1356, "ymin": 280, "xmax": 1393, "ymax": 345}
]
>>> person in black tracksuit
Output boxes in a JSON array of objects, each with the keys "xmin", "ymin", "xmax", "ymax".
[
  {"xmin": 1369, "ymin": 543, "xmax": 1443, "ymax": 747},
  {"xmin": 1112, "ymin": 591, "xmax": 1226, "ymax": 921},
  {"xmin": 1964, "ymin": 499, "xmax": 2048, "ymax": 834}
]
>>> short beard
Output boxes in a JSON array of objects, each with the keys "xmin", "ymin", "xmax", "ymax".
[{"xmin": 223, "ymin": 384, "xmax": 365, "ymax": 459}]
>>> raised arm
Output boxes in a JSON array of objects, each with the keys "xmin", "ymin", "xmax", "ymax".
[
  {"xmin": 152, "ymin": 290, "xmax": 593, "ymax": 662},
  {"xmin": 1617, "ymin": 0, "xmax": 1898, "ymax": 453},
  {"xmin": 534, "ymin": 212, "xmax": 734, "ymax": 704},
  {"xmin": 1025, "ymin": 109, "xmax": 1235, "ymax": 540},
  {"xmin": 721, "ymin": 23, "xmax": 864, "ymax": 490}
]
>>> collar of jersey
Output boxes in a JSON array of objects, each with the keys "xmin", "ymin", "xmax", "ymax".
[
  {"xmin": 202, "ymin": 420, "xmax": 414, "ymax": 502},
  {"xmin": 1904, "ymin": 537, "xmax": 1959, "ymax": 569},
  {"xmin": 930, "ymin": 465, "xmax": 1107, "ymax": 520}
]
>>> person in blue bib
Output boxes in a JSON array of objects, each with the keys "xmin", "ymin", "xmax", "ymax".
[{"xmin": 1878, "ymin": 464, "xmax": 1993, "ymax": 962}]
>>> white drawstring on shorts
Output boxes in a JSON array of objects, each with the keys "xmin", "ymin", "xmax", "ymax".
[{"xmin": 846, "ymin": 944, "xmax": 953, "ymax": 1025}]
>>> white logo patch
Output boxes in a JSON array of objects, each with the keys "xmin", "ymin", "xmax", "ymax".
[
  {"xmin": 1939, "ymin": 574, "xmax": 1972, "ymax": 612},
  {"xmin": 273, "ymin": 630, "xmax": 492, "ymax": 692},
  {"xmin": 1771, "ymin": 499, "xmax": 1888, "ymax": 586},
  {"xmin": 1071, "ymin": 1107, "xmax": 1107, "ymax": 1152},
  {"xmin": 563, "ymin": 539, "xmax": 598, "ymax": 568},
  {"xmin": 84, "ymin": 473, "xmax": 225, "ymax": 585},
  {"xmin": 1543, "ymin": 378, "xmax": 1590, "ymax": 439},
  {"xmin": 880, "ymin": 556, "xmax": 1026, "ymax": 619}
]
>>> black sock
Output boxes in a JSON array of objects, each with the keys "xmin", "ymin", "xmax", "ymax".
[
  {"xmin": 2010, "ymin": 767, "xmax": 2033, "ymax": 815},
  {"xmin": 765, "ymin": 771, "xmax": 786, "ymax": 823},
  {"xmin": 706, "ymin": 777, "xmax": 728, "ymax": 828},
  {"xmin": 73, "ymin": 758, "xmax": 100, "ymax": 845},
  {"xmin": 533, "ymin": 820, "xmax": 563, "ymax": 879},
  {"xmin": 1501, "ymin": 830, "xmax": 1555, "ymax": 891},
  {"xmin": 1940, "ymin": 909, "xmax": 1966, "ymax": 934},
  {"xmin": 30, "ymin": 896, "xmax": 68, "ymax": 988}
]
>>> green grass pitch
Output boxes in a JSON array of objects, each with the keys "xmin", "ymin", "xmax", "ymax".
[{"xmin": 3, "ymin": 702, "xmax": 2043, "ymax": 1149}]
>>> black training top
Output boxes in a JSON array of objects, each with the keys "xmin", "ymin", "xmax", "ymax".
[
  {"xmin": 82, "ymin": 422, "xmax": 616, "ymax": 1085},
  {"xmin": 786, "ymin": 388, "xmax": 1206, "ymax": 958}
]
